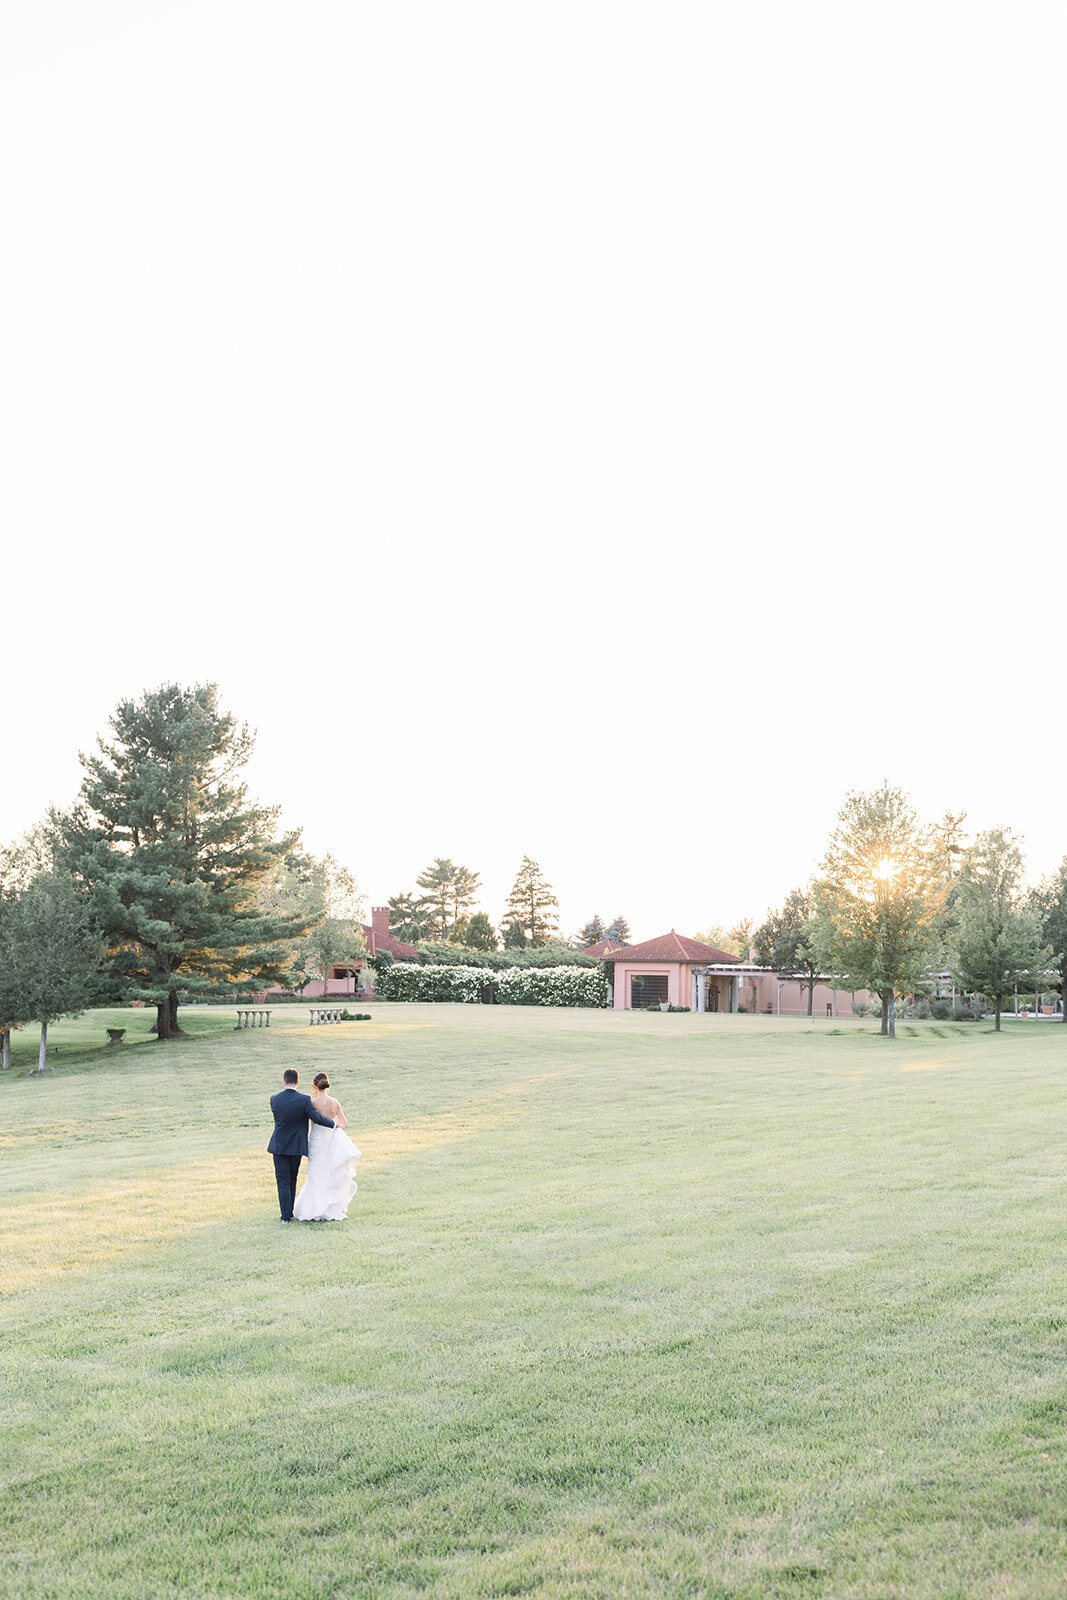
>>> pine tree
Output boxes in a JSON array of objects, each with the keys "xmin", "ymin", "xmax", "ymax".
[
  {"xmin": 605, "ymin": 915, "xmax": 630, "ymax": 944},
  {"xmin": 387, "ymin": 891, "xmax": 431, "ymax": 943},
  {"xmin": 578, "ymin": 915, "xmax": 606, "ymax": 947},
  {"xmin": 414, "ymin": 859, "xmax": 481, "ymax": 941},
  {"xmin": 504, "ymin": 919, "xmax": 528, "ymax": 950},
  {"xmin": 465, "ymin": 912, "xmax": 498, "ymax": 951},
  {"xmin": 58, "ymin": 684, "xmax": 308, "ymax": 1039},
  {"xmin": 503, "ymin": 857, "xmax": 559, "ymax": 945}
]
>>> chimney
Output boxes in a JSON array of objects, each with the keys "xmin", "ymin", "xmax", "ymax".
[{"xmin": 371, "ymin": 906, "xmax": 390, "ymax": 956}]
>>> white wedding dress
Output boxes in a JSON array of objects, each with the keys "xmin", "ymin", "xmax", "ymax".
[{"xmin": 293, "ymin": 1123, "xmax": 361, "ymax": 1221}]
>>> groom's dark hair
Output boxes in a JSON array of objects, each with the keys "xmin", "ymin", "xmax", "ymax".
[{"xmin": 283, "ymin": 1069, "xmax": 299, "ymax": 1085}]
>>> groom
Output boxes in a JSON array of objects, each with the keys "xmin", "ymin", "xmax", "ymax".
[{"xmin": 268, "ymin": 1068, "xmax": 336, "ymax": 1221}]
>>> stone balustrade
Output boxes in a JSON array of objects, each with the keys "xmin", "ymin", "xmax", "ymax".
[{"xmin": 235, "ymin": 1009, "xmax": 273, "ymax": 1029}]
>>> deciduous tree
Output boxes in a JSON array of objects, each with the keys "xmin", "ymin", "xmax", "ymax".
[
  {"xmin": 753, "ymin": 889, "xmax": 820, "ymax": 1015},
  {"xmin": 810, "ymin": 783, "xmax": 947, "ymax": 1038},
  {"xmin": 0, "ymin": 836, "xmax": 103, "ymax": 1072},
  {"xmin": 950, "ymin": 829, "xmax": 1049, "ymax": 1031},
  {"xmin": 297, "ymin": 855, "xmax": 367, "ymax": 991},
  {"xmin": 693, "ymin": 922, "xmax": 751, "ymax": 958},
  {"xmin": 1031, "ymin": 859, "xmax": 1067, "ymax": 1022}
]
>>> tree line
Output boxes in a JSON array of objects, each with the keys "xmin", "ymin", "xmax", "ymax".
[
  {"xmin": 744, "ymin": 783, "xmax": 1067, "ymax": 1036},
  {"xmin": 387, "ymin": 860, "xmax": 630, "ymax": 955},
  {"xmin": 4, "ymin": 691, "xmax": 1063, "ymax": 1063},
  {"xmin": 0, "ymin": 684, "xmax": 627, "ymax": 1065}
]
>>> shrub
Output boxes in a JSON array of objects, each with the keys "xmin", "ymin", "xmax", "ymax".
[
  {"xmin": 374, "ymin": 964, "xmax": 487, "ymax": 1003},
  {"xmin": 375, "ymin": 963, "xmax": 608, "ymax": 1008},
  {"xmin": 412, "ymin": 939, "xmax": 598, "ymax": 972},
  {"xmin": 495, "ymin": 966, "xmax": 609, "ymax": 1008}
]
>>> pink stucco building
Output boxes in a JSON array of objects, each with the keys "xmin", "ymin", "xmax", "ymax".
[
  {"xmin": 599, "ymin": 930, "xmax": 867, "ymax": 1016},
  {"xmin": 601, "ymin": 931, "xmax": 742, "ymax": 1011}
]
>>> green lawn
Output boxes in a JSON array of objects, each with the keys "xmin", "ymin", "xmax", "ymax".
[{"xmin": 1, "ymin": 1004, "xmax": 1064, "ymax": 1599}]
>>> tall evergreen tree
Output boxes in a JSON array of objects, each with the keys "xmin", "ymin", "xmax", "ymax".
[
  {"xmin": 387, "ymin": 891, "xmax": 432, "ymax": 944},
  {"xmin": 414, "ymin": 859, "xmax": 481, "ymax": 941},
  {"xmin": 578, "ymin": 914, "xmax": 606, "ymax": 947},
  {"xmin": 503, "ymin": 857, "xmax": 559, "ymax": 945},
  {"xmin": 753, "ymin": 888, "xmax": 820, "ymax": 1015},
  {"xmin": 809, "ymin": 783, "xmax": 947, "ymax": 1038},
  {"xmin": 605, "ymin": 914, "xmax": 631, "ymax": 945},
  {"xmin": 464, "ymin": 912, "xmax": 498, "ymax": 951},
  {"xmin": 58, "ymin": 684, "xmax": 309, "ymax": 1040},
  {"xmin": 950, "ymin": 829, "xmax": 1049, "ymax": 1031}
]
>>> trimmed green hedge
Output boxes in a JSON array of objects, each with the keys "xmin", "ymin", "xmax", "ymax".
[{"xmin": 411, "ymin": 940, "xmax": 598, "ymax": 970}]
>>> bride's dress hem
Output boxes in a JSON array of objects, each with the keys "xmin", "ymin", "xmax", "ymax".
[{"xmin": 293, "ymin": 1124, "xmax": 360, "ymax": 1222}]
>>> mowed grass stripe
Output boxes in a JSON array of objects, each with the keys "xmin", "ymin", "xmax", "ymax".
[
  {"xmin": 1, "ymin": 1066, "xmax": 577, "ymax": 1296},
  {"xmin": 0, "ymin": 1006, "xmax": 1064, "ymax": 1599}
]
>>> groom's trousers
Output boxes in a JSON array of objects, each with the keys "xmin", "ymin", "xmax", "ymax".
[{"xmin": 273, "ymin": 1153, "xmax": 302, "ymax": 1220}]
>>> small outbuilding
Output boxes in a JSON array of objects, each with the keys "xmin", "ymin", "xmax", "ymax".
[{"xmin": 601, "ymin": 931, "xmax": 742, "ymax": 1011}]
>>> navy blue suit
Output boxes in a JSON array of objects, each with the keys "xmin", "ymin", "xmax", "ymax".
[{"xmin": 268, "ymin": 1087, "xmax": 335, "ymax": 1220}]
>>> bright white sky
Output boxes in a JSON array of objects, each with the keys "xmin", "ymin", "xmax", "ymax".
[{"xmin": 2, "ymin": 1, "xmax": 1064, "ymax": 942}]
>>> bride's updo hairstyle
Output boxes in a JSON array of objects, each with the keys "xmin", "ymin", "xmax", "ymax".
[{"xmin": 313, "ymin": 1073, "xmax": 330, "ymax": 1091}]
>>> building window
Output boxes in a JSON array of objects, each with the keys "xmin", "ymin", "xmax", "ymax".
[{"xmin": 631, "ymin": 973, "xmax": 668, "ymax": 1008}]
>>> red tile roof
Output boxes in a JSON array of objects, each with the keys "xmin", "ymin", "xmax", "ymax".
[
  {"xmin": 362, "ymin": 923, "xmax": 419, "ymax": 960},
  {"xmin": 600, "ymin": 931, "xmax": 740, "ymax": 964},
  {"xmin": 581, "ymin": 938, "xmax": 622, "ymax": 957}
]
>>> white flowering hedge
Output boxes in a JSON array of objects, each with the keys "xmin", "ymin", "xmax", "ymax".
[
  {"xmin": 375, "ymin": 963, "xmax": 487, "ymax": 1004},
  {"xmin": 495, "ymin": 966, "xmax": 609, "ymax": 1007},
  {"xmin": 375, "ymin": 962, "xmax": 609, "ymax": 1008}
]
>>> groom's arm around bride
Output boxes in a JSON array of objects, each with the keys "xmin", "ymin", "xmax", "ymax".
[{"xmin": 267, "ymin": 1067, "xmax": 336, "ymax": 1222}]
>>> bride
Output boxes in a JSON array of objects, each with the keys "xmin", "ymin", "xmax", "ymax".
[{"xmin": 293, "ymin": 1072, "xmax": 361, "ymax": 1221}]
